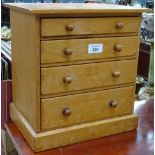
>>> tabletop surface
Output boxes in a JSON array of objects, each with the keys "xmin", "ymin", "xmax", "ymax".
[
  {"xmin": 4, "ymin": 3, "xmax": 150, "ymax": 14},
  {"xmin": 5, "ymin": 99, "xmax": 154, "ymax": 155}
]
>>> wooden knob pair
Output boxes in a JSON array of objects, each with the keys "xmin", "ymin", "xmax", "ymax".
[
  {"xmin": 62, "ymin": 101, "xmax": 117, "ymax": 117},
  {"xmin": 63, "ymin": 71, "xmax": 120, "ymax": 84},
  {"xmin": 64, "ymin": 45, "xmax": 122, "ymax": 56},
  {"xmin": 66, "ymin": 23, "xmax": 123, "ymax": 31},
  {"xmin": 62, "ymin": 100, "xmax": 117, "ymax": 117}
]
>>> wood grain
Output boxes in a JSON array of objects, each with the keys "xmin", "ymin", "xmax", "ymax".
[
  {"xmin": 41, "ymin": 36, "xmax": 139, "ymax": 64},
  {"xmin": 9, "ymin": 102, "xmax": 138, "ymax": 152},
  {"xmin": 41, "ymin": 17, "xmax": 141, "ymax": 37},
  {"xmin": 10, "ymin": 10, "xmax": 40, "ymax": 131},
  {"xmin": 41, "ymin": 33, "xmax": 139, "ymax": 41},
  {"xmin": 41, "ymin": 83, "xmax": 134, "ymax": 99},
  {"xmin": 41, "ymin": 59, "xmax": 137, "ymax": 96},
  {"xmin": 41, "ymin": 55, "xmax": 137, "ymax": 68},
  {"xmin": 10, "ymin": 103, "xmax": 36, "ymax": 150},
  {"xmin": 36, "ymin": 114, "xmax": 138, "ymax": 152},
  {"xmin": 6, "ymin": 3, "xmax": 144, "ymax": 152},
  {"xmin": 41, "ymin": 86, "xmax": 134, "ymax": 130},
  {"xmin": 4, "ymin": 3, "xmax": 150, "ymax": 15}
]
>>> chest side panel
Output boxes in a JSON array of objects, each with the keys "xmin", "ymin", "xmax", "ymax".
[{"xmin": 10, "ymin": 10, "xmax": 40, "ymax": 131}]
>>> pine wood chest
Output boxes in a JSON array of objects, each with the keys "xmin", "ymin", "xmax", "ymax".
[{"xmin": 5, "ymin": 3, "xmax": 149, "ymax": 152}]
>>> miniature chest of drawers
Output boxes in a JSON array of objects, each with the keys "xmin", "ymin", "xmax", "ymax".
[{"xmin": 5, "ymin": 3, "xmax": 149, "ymax": 152}]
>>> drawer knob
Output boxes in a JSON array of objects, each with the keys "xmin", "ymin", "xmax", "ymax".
[
  {"xmin": 64, "ymin": 48, "xmax": 73, "ymax": 56},
  {"xmin": 63, "ymin": 76, "xmax": 72, "ymax": 84},
  {"xmin": 116, "ymin": 22, "xmax": 124, "ymax": 29},
  {"xmin": 63, "ymin": 107, "xmax": 71, "ymax": 116},
  {"xmin": 112, "ymin": 71, "xmax": 120, "ymax": 77},
  {"xmin": 114, "ymin": 44, "xmax": 122, "ymax": 52},
  {"xmin": 109, "ymin": 100, "xmax": 118, "ymax": 108},
  {"xmin": 66, "ymin": 24, "xmax": 74, "ymax": 31}
]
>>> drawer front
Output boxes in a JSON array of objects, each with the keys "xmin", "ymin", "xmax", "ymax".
[
  {"xmin": 41, "ymin": 59, "xmax": 136, "ymax": 96},
  {"xmin": 41, "ymin": 86, "xmax": 134, "ymax": 130},
  {"xmin": 41, "ymin": 36, "xmax": 139, "ymax": 64},
  {"xmin": 41, "ymin": 17, "xmax": 141, "ymax": 37}
]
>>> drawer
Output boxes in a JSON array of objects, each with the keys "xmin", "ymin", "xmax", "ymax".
[
  {"xmin": 41, "ymin": 59, "xmax": 136, "ymax": 96},
  {"xmin": 41, "ymin": 86, "xmax": 134, "ymax": 130},
  {"xmin": 41, "ymin": 17, "xmax": 141, "ymax": 37},
  {"xmin": 41, "ymin": 36, "xmax": 139, "ymax": 64}
]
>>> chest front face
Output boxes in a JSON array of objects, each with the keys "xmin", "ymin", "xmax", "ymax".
[
  {"xmin": 39, "ymin": 11, "xmax": 141, "ymax": 132},
  {"xmin": 6, "ymin": 3, "xmax": 147, "ymax": 152}
]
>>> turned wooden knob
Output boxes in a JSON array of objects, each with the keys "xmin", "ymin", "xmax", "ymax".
[
  {"xmin": 114, "ymin": 44, "xmax": 122, "ymax": 52},
  {"xmin": 63, "ymin": 76, "xmax": 72, "ymax": 84},
  {"xmin": 109, "ymin": 100, "xmax": 118, "ymax": 108},
  {"xmin": 112, "ymin": 71, "xmax": 120, "ymax": 77},
  {"xmin": 63, "ymin": 107, "xmax": 71, "ymax": 116},
  {"xmin": 64, "ymin": 48, "xmax": 73, "ymax": 56},
  {"xmin": 66, "ymin": 24, "xmax": 74, "ymax": 31},
  {"xmin": 116, "ymin": 22, "xmax": 124, "ymax": 29}
]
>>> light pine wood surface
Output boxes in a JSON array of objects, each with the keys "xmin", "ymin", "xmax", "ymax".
[
  {"xmin": 10, "ymin": 103, "xmax": 36, "ymax": 150},
  {"xmin": 41, "ymin": 86, "xmax": 134, "ymax": 130},
  {"xmin": 5, "ymin": 3, "xmax": 145, "ymax": 152},
  {"xmin": 41, "ymin": 59, "xmax": 136, "ymax": 95},
  {"xmin": 36, "ymin": 114, "xmax": 138, "ymax": 152},
  {"xmin": 41, "ymin": 36, "xmax": 139, "ymax": 64},
  {"xmin": 10, "ymin": 10, "xmax": 41, "ymax": 132},
  {"xmin": 41, "ymin": 17, "xmax": 141, "ymax": 37},
  {"xmin": 10, "ymin": 102, "xmax": 138, "ymax": 152},
  {"xmin": 4, "ymin": 3, "xmax": 150, "ymax": 14}
]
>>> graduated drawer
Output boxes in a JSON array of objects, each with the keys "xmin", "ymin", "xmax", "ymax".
[
  {"xmin": 41, "ymin": 59, "xmax": 136, "ymax": 96},
  {"xmin": 41, "ymin": 36, "xmax": 139, "ymax": 64},
  {"xmin": 41, "ymin": 17, "xmax": 141, "ymax": 37},
  {"xmin": 41, "ymin": 86, "xmax": 134, "ymax": 130}
]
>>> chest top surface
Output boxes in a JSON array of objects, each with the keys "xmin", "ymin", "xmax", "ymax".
[{"xmin": 4, "ymin": 3, "xmax": 150, "ymax": 15}]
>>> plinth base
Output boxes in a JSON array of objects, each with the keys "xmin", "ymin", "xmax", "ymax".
[{"xmin": 10, "ymin": 103, "xmax": 138, "ymax": 152}]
